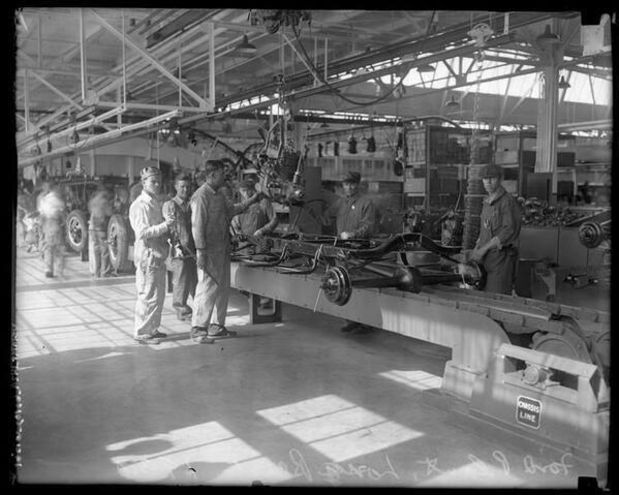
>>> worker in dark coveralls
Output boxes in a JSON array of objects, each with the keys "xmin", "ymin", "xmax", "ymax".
[
  {"xmin": 162, "ymin": 174, "xmax": 197, "ymax": 321},
  {"xmin": 323, "ymin": 171, "xmax": 377, "ymax": 333},
  {"xmin": 231, "ymin": 176, "xmax": 279, "ymax": 311},
  {"xmin": 190, "ymin": 160, "xmax": 263, "ymax": 344},
  {"xmin": 129, "ymin": 167, "xmax": 175, "ymax": 345},
  {"xmin": 231, "ymin": 177, "xmax": 278, "ymax": 238},
  {"xmin": 470, "ymin": 163, "xmax": 522, "ymax": 294},
  {"xmin": 325, "ymin": 171, "xmax": 376, "ymax": 240}
]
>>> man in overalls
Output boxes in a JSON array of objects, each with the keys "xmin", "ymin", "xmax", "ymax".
[
  {"xmin": 190, "ymin": 160, "xmax": 263, "ymax": 344},
  {"xmin": 129, "ymin": 167, "xmax": 175, "ymax": 345},
  {"xmin": 162, "ymin": 174, "xmax": 197, "ymax": 321}
]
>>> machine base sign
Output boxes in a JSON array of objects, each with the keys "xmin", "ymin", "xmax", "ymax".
[{"xmin": 516, "ymin": 396, "xmax": 542, "ymax": 429}]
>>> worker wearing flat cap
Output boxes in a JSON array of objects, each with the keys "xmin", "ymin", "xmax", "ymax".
[
  {"xmin": 323, "ymin": 170, "xmax": 377, "ymax": 334},
  {"xmin": 470, "ymin": 163, "xmax": 522, "ymax": 294},
  {"xmin": 128, "ymin": 166, "xmax": 176, "ymax": 344},
  {"xmin": 324, "ymin": 171, "xmax": 377, "ymax": 241},
  {"xmin": 190, "ymin": 160, "xmax": 264, "ymax": 343}
]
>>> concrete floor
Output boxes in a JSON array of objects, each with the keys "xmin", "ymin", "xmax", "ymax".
[{"xmin": 13, "ymin": 248, "xmax": 605, "ymax": 487}]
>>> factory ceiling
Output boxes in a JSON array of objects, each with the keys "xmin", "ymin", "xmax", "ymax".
[{"xmin": 14, "ymin": 8, "xmax": 612, "ymax": 166}]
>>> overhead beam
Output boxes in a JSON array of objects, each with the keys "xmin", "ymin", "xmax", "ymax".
[
  {"xmin": 89, "ymin": 9, "xmax": 211, "ymax": 110},
  {"xmin": 18, "ymin": 108, "xmax": 181, "ymax": 168},
  {"xmin": 29, "ymin": 70, "xmax": 84, "ymax": 111}
]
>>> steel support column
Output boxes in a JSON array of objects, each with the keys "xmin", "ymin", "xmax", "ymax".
[{"xmin": 79, "ymin": 9, "xmax": 87, "ymax": 103}]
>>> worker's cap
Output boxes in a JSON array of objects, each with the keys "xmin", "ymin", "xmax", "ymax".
[
  {"xmin": 140, "ymin": 166, "xmax": 161, "ymax": 180},
  {"xmin": 479, "ymin": 164, "xmax": 502, "ymax": 179},
  {"xmin": 203, "ymin": 160, "xmax": 225, "ymax": 174},
  {"xmin": 342, "ymin": 171, "xmax": 361, "ymax": 184},
  {"xmin": 239, "ymin": 178, "xmax": 257, "ymax": 189},
  {"xmin": 174, "ymin": 173, "xmax": 192, "ymax": 183}
]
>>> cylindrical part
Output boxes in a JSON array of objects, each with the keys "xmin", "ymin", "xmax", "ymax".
[
  {"xmin": 352, "ymin": 277, "xmax": 399, "ymax": 289},
  {"xmin": 418, "ymin": 273, "xmax": 464, "ymax": 285},
  {"xmin": 462, "ymin": 163, "xmax": 485, "ymax": 249}
]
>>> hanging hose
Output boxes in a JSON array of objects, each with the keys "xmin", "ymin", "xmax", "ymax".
[{"xmin": 462, "ymin": 49, "xmax": 486, "ymax": 250}]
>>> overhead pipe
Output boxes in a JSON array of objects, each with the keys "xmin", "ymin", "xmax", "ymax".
[
  {"xmin": 18, "ymin": 106, "xmax": 125, "ymax": 156},
  {"xmin": 18, "ymin": 109, "xmax": 180, "ymax": 168}
]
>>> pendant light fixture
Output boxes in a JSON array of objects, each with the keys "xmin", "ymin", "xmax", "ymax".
[
  {"xmin": 348, "ymin": 133, "xmax": 357, "ymax": 154},
  {"xmin": 536, "ymin": 25, "xmax": 560, "ymax": 46},
  {"xmin": 416, "ymin": 63, "xmax": 436, "ymax": 73},
  {"xmin": 235, "ymin": 34, "xmax": 257, "ymax": 56},
  {"xmin": 445, "ymin": 95, "xmax": 460, "ymax": 110},
  {"xmin": 558, "ymin": 75, "xmax": 571, "ymax": 89}
]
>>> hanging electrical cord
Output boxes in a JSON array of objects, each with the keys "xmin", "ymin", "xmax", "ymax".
[
  {"xmin": 461, "ymin": 49, "xmax": 486, "ymax": 250},
  {"xmin": 291, "ymin": 23, "xmax": 409, "ymax": 106}
]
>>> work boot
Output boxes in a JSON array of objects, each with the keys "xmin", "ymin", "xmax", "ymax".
[
  {"xmin": 340, "ymin": 321, "xmax": 360, "ymax": 333},
  {"xmin": 177, "ymin": 310, "xmax": 191, "ymax": 321},
  {"xmin": 208, "ymin": 324, "xmax": 237, "ymax": 338},
  {"xmin": 350, "ymin": 324, "xmax": 373, "ymax": 335},
  {"xmin": 45, "ymin": 271, "xmax": 53, "ymax": 278},
  {"xmin": 190, "ymin": 326, "xmax": 209, "ymax": 343},
  {"xmin": 135, "ymin": 336, "xmax": 161, "ymax": 345},
  {"xmin": 152, "ymin": 330, "xmax": 168, "ymax": 339}
]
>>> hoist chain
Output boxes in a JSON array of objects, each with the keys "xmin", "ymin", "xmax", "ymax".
[{"xmin": 462, "ymin": 49, "xmax": 487, "ymax": 249}]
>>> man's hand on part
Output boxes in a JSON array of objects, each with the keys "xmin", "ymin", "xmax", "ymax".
[
  {"xmin": 196, "ymin": 249, "xmax": 207, "ymax": 270},
  {"xmin": 164, "ymin": 218, "xmax": 175, "ymax": 231},
  {"xmin": 249, "ymin": 192, "xmax": 264, "ymax": 205},
  {"xmin": 340, "ymin": 231, "xmax": 352, "ymax": 240},
  {"xmin": 470, "ymin": 247, "xmax": 486, "ymax": 261},
  {"xmin": 254, "ymin": 228, "xmax": 265, "ymax": 237}
]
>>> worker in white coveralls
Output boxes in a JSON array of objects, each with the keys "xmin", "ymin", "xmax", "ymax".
[
  {"xmin": 190, "ymin": 160, "xmax": 263, "ymax": 344},
  {"xmin": 128, "ymin": 167, "xmax": 175, "ymax": 345}
]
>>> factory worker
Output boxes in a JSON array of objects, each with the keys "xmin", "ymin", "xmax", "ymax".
[
  {"xmin": 231, "ymin": 175, "xmax": 279, "ymax": 311},
  {"xmin": 190, "ymin": 160, "xmax": 263, "ymax": 344},
  {"xmin": 129, "ymin": 167, "xmax": 175, "ymax": 345},
  {"xmin": 323, "ymin": 171, "xmax": 377, "ymax": 334},
  {"xmin": 88, "ymin": 188, "xmax": 114, "ymax": 278},
  {"xmin": 231, "ymin": 176, "xmax": 278, "ymax": 238},
  {"xmin": 162, "ymin": 173, "xmax": 197, "ymax": 321},
  {"xmin": 38, "ymin": 181, "xmax": 66, "ymax": 278},
  {"xmin": 326, "ymin": 171, "xmax": 377, "ymax": 240},
  {"xmin": 470, "ymin": 163, "xmax": 522, "ymax": 294}
]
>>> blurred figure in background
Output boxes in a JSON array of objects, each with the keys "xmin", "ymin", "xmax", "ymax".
[
  {"xmin": 38, "ymin": 181, "xmax": 66, "ymax": 278},
  {"xmin": 88, "ymin": 187, "xmax": 114, "ymax": 278}
]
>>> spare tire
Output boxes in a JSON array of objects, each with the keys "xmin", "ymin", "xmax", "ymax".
[
  {"xmin": 66, "ymin": 209, "xmax": 89, "ymax": 253},
  {"xmin": 108, "ymin": 214, "xmax": 131, "ymax": 272}
]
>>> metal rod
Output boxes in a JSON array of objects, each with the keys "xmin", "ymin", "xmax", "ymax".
[
  {"xmin": 209, "ymin": 22, "xmax": 215, "ymax": 111},
  {"xmin": 178, "ymin": 38, "xmax": 182, "ymax": 107},
  {"xmin": 79, "ymin": 8, "xmax": 87, "ymax": 102},
  {"xmin": 37, "ymin": 13, "xmax": 42, "ymax": 68},
  {"xmin": 24, "ymin": 69, "xmax": 29, "ymax": 133},
  {"xmin": 324, "ymin": 37, "xmax": 328, "ymax": 80},
  {"xmin": 122, "ymin": 9, "xmax": 126, "ymax": 106}
]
